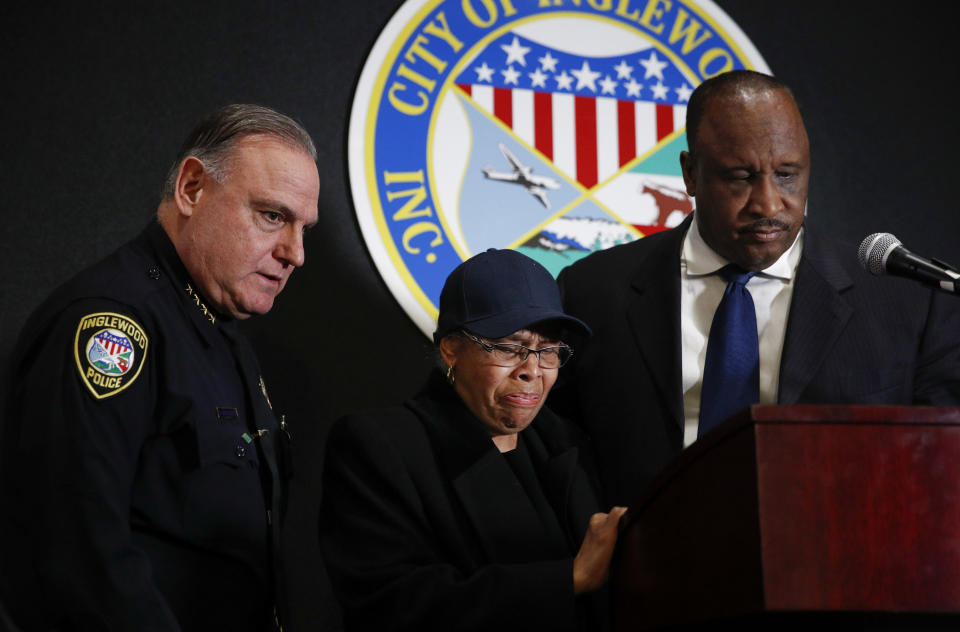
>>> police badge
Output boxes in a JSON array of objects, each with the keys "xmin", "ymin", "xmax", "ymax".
[{"xmin": 74, "ymin": 312, "xmax": 149, "ymax": 399}]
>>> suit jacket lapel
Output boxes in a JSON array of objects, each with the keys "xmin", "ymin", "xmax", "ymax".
[
  {"xmin": 625, "ymin": 217, "xmax": 689, "ymax": 430},
  {"xmin": 778, "ymin": 226, "xmax": 854, "ymax": 403}
]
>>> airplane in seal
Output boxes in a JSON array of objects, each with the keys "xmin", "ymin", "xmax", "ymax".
[{"xmin": 482, "ymin": 143, "xmax": 561, "ymax": 209}]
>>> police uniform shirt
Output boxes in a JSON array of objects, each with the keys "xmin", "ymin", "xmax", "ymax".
[{"xmin": 1, "ymin": 220, "xmax": 288, "ymax": 631}]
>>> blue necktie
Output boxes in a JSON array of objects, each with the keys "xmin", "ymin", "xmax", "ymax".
[{"xmin": 698, "ymin": 264, "xmax": 759, "ymax": 437}]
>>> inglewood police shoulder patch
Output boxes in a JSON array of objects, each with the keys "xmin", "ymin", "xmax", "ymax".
[{"xmin": 73, "ymin": 312, "xmax": 149, "ymax": 399}]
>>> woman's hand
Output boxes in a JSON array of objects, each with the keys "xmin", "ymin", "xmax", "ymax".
[{"xmin": 573, "ymin": 506, "xmax": 628, "ymax": 595}]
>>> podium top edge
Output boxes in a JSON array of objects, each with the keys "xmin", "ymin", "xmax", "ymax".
[
  {"xmin": 621, "ymin": 405, "xmax": 960, "ymax": 521},
  {"xmin": 745, "ymin": 404, "xmax": 960, "ymax": 425}
]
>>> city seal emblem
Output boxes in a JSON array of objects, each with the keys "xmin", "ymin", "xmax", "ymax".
[{"xmin": 348, "ymin": 0, "xmax": 769, "ymax": 337}]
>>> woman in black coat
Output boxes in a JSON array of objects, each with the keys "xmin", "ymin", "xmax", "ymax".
[{"xmin": 319, "ymin": 249, "xmax": 626, "ymax": 631}]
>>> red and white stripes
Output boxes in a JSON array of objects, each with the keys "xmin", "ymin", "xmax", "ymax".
[
  {"xmin": 99, "ymin": 337, "xmax": 130, "ymax": 357},
  {"xmin": 459, "ymin": 84, "xmax": 685, "ymax": 189}
]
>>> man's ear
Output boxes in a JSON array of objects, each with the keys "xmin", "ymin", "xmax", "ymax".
[
  {"xmin": 679, "ymin": 150, "xmax": 697, "ymax": 197},
  {"xmin": 173, "ymin": 157, "xmax": 207, "ymax": 217}
]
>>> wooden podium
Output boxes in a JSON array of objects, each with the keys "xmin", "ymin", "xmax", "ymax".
[{"xmin": 612, "ymin": 405, "xmax": 960, "ymax": 630}]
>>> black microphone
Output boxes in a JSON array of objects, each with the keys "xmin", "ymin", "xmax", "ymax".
[{"xmin": 858, "ymin": 233, "xmax": 960, "ymax": 295}]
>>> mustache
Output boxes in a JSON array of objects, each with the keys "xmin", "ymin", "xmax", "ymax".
[{"xmin": 737, "ymin": 218, "xmax": 791, "ymax": 233}]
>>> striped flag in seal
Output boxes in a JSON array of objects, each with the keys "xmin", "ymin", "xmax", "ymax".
[{"xmin": 454, "ymin": 32, "xmax": 692, "ymax": 190}]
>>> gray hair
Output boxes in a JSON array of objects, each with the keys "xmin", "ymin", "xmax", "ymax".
[{"xmin": 160, "ymin": 103, "xmax": 317, "ymax": 200}]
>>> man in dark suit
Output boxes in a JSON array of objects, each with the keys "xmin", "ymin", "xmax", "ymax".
[{"xmin": 556, "ymin": 70, "xmax": 960, "ymax": 507}]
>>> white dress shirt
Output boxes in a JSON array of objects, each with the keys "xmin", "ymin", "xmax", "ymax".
[{"xmin": 680, "ymin": 215, "xmax": 804, "ymax": 447}]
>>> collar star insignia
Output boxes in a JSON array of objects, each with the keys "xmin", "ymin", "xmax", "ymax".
[{"xmin": 184, "ymin": 283, "xmax": 216, "ymax": 324}]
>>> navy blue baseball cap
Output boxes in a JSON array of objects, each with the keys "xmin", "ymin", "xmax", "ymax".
[{"xmin": 433, "ymin": 249, "xmax": 591, "ymax": 343}]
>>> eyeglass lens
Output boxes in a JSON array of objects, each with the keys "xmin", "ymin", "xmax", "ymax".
[{"xmin": 488, "ymin": 343, "xmax": 570, "ymax": 368}]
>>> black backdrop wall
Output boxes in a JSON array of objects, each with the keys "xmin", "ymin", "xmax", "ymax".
[{"xmin": 3, "ymin": 1, "xmax": 958, "ymax": 629}]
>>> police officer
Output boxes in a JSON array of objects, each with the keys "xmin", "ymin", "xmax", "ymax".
[{"xmin": 1, "ymin": 104, "xmax": 320, "ymax": 631}]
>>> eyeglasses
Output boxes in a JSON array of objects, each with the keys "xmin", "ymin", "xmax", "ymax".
[{"xmin": 459, "ymin": 331, "xmax": 573, "ymax": 369}]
